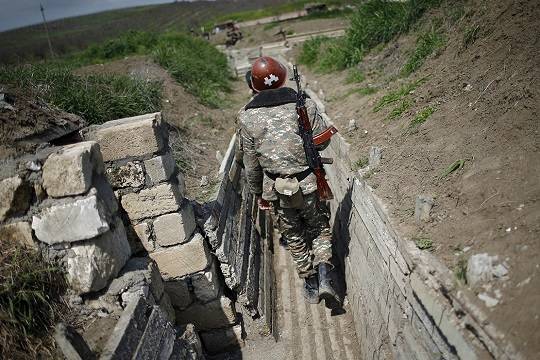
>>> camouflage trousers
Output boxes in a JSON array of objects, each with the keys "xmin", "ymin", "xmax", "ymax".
[{"xmin": 275, "ymin": 193, "xmax": 333, "ymax": 278}]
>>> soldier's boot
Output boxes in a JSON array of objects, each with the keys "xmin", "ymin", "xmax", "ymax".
[
  {"xmin": 318, "ymin": 262, "xmax": 341, "ymax": 309},
  {"xmin": 303, "ymin": 273, "xmax": 320, "ymax": 304}
]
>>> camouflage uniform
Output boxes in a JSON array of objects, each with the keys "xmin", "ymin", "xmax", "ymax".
[{"xmin": 238, "ymin": 94, "xmax": 332, "ymax": 278}]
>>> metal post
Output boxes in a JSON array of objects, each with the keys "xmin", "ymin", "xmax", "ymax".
[{"xmin": 40, "ymin": 3, "xmax": 54, "ymax": 58}]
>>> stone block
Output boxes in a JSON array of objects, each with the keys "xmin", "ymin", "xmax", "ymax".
[
  {"xmin": 82, "ymin": 112, "xmax": 165, "ymax": 162},
  {"xmin": 106, "ymin": 162, "xmax": 145, "ymax": 189},
  {"xmin": 54, "ymin": 323, "xmax": 95, "ymax": 360},
  {"xmin": 107, "ymin": 257, "xmax": 164, "ymax": 302},
  {"xmin": 144, "ymin": 153, "xmax": 176, "ymax": 185},
  {"xmin": 149, "ymin": 233, "xmax": 210, "ymax": 279},
  {"xmin": 0, "ymin": 221, "xmax": 35, "ymax": 248},
  {"xmin": 415, "ymin": 195, "xmax": 434, "ymax": 223},
  {"xmin": 164, "ymin": 279, "xmax": 192, "ymax": 310},
  {"xmin": 67, "ymin": 218, "xmax": 131, "ymax": 294},
  {"xmin": 101, "ymin": 296, "xmax": 149, "ymax": 360},
  {"xmin": 133, "ymin": 222, "xmax": 155, "ymax": 252},
  {"xmin": 32, "ymin": 193, "xmax": 111, "ymax": 245},
  {"xmin": 0, "ymin": 176, "xmax": 31, "ymax": 221},
  {"xmin": 42, "ymin": 141, "xmax": 103, "ymax": 198},
  {"xmin": 121, "ymin": 183, "xmax": 182, "ymax": 221},
  {"xmin": 191, "ymin": 259, "xmax": 221, "ymax": 303},
  {"xmin": 200, "ymin": 325, "xmax": 244, "ymax": 354},
  {"xmin": 175, "ymin": 296, "xmax": 237, "ymax": 331},
  {"xmin": 133, "ymin": 306, "xmax": 172, "ymax": 360},
  {"xmin": 170, "ymin": 324, "xmax": 203, "ymax": 360},
  {"xmin": 153, "ymin": 205, "xmax": 196, "ymax": 247},
  {"xmin": 159, "ymin": 292, "xmax": 176, "ymax": 323},
  {"xmin": 176, "ymin": 172, "xmax": 186, "ymax": 199}
]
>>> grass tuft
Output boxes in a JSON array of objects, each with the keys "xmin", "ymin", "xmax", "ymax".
[
  {"xmin": 353, "ymin": 156, "xmax": 369, "ymax": 170},
  {"xmin": 440, "ymin": 159, "xmax": 465, "ymax": 179},
  {"xmin": 401, "ymin": 30, "xmax": 445, "ymax": 76},
  {"xmin": 414, "ymin": 237, "xmax": 433, "ymax": 250},
  {"xmin": 455, "ymin": 257, "xmax": 468, "ymax": 284},
  {"xmin": 346, "ymin": 68, "xmax": 365, "ymax": 83},
  {"xmin": 0, "ymin": 239, "xmax": 67, "ymax": 359},
  {"xmin": 373, "ymin": 78, "xmax": 426, "ymax": 112},
  {"xmin": 387, "ymin": 99, "xmax": 413, "ymax": 121},
  {"xmin": 298, "ymin": 36, "xmax": 329, "ymax": 67},
  {"xmin": 0, "ymin": 64, "xmax": 162, "ymax": 125},
  {"xmin": 463, "ymin": 25, "xmax": 480, "ymax": 48},
  {"xmin": 409, "ymin": 106, "xmax": 435, "ymax": 127}
]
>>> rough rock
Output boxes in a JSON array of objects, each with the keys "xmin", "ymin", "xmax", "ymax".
[
  {"xmin": 81, "ymin": 112, "xmax": 165, "ymax": 162},
  {"xmin": 133, "ymin": 306, "xmax": 174, "ymax": 360},
  {"xmin": 32, "ymin": 193, "xmax": 111, "ymax": 245},
  {"xmin": 175, "ymin": 296, "xmax": 236, "ymax": 331},
  {"xmin": 478, "ymin": 292, "xmax": 499, "ymax": 307},
  {"xmin": 191, "ymin": 260, "xmax": 221, "ymax": 303},
  {"xmin": 121, "ymin": 183, "xmax": 182, "ymax": 221},
  {"xmin": 149, "ymin": 233, "xmax": 210, "ymax": 279},
  {"xmin": 159, "ymin": 292, "xmax": 176, "ymax": 323},
  {"xmin": 200, "ymin": 325, "xmax": 244, "ymax": 354},
  {"xmin": 153, "ymin": 205, "xmax": 196, "ymax": 247},
  {"xmin": 106, "ymin": 162, "xmax": 145, "ymax": 189},
  {"xmin": 171, "ymin": 324, "xmax": 203, "ymax": 360},
  {"xmin": 0, "ymin": 221, "xmax": 35, "ymax": 248},
  {"xmin": 347, "ymin": 119, "xmax": 357, "ymax": 132},
  {"xmin": 200, "ymin": 176, "xmax": 209, "ymax": 187},
  {"xmin": 66, "ymin": 218, "xmax": 131, "ymax": 294},
  {"xmin": 177, "ymin": 172, "xmax": 186, "ymax": 198},
  {"xmin": 164, "ymin": 279, "xmax": 192, "ymax": 310},
  {"xmin": 107, "ymin": 257, "xmax": 164, "ymax": 302},
  {"xmin": 54, "ymin": 323, "xmax": 95, "ymax": 360},
  {"xmin": 144, "ymin": 153, "xmax": 176, "ymax": 185},
  {"xmin": 368, "ymin": 146, "xmax": 382, "ymax": 168},
  {"xmin": 414, "ymin": 194, "xmax": 434, "ymax": 223},
  {"xmin": 133, "ymin": 222, "xmax": 155, "ymax": 252},
  {"xmin": 0, "ymin": 176, "xmax": 31, "ymax": 221},
  {"xmin": 467, "ymin": 253, "xmax": 508, "ymax": 285},
  {"xmin": 42, "ymin": 141, "xmax": 103, "ymax": 198}
]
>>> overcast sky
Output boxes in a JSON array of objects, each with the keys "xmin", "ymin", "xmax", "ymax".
[{"xmin": 0, "ymin": 0, "xmax": 177, "ymax": 32}]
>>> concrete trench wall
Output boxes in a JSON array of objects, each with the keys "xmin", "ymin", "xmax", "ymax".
[{"xmin": 305, "ymin": 88, "xmax": 522, "ymax": 360}]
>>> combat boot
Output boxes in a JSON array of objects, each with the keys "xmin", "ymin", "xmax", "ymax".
[
  {"xmin": 303, "ymin": 273, "xmax": 319, "ymax": 304},
  {"xmin": 318, "ymin": 262, "xmax": 341, "ymax": 309}
]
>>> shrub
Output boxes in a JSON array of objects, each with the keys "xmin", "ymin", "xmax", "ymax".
[
  {"xmin": 0, "ymin": 64, "xmax": 162, "ymax": 125},
  {"xmin": 298, "ymin": 36, "xmax": 329, "ymax": 66}
]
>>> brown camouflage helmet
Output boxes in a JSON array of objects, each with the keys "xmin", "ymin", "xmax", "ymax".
[{"xmin": 250, "ymin": 56, "xmax": 287, "ymax": 92}]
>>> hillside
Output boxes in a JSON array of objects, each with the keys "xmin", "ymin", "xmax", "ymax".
[{"xmin": 294, "ymin": 0, "xmax": 539, "ymax": 356}]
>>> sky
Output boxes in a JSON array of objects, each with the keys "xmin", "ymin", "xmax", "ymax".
[{"xmin": 0, "ymin": 0, "xmax": 179, "ymax": 32}]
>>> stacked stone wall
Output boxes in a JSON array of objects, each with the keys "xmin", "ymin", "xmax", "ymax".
[{"xmin": 82, "ymin": 112, "xmax": 241, "ymax": 354}]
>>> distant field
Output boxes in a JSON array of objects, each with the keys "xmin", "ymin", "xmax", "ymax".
[{"xmin": 0, "ymin": 0, "xmax": 297, "ymax": 63}]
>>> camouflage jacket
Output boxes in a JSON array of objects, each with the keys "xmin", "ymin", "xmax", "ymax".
[{"xmin": 237, "ymin": 91, "xmax": 328, "ymax": 201}]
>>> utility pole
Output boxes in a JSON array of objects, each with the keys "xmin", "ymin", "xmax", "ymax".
[{"xmin": 40, "ymin": 3, "xmax": 55, "ymax": 58}]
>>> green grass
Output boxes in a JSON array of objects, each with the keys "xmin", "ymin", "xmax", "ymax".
[
  {"xmin": 410, "ymin": 106, "xmax": 435, "ymax": 127},
  {"xmin": 401, "ymin": 30, "xmax": 445, "ymax": 76},
  {"xmin": 373, "ymin": 78, "xmax": 426, "ymax": 112},
  {"xmin": 0, "ymin": 64, "xmax": 162, "ymax": 125},
  {"xmin": 455, "ymin": 257, "xmax": 468, "ymax": 284},
  {"xmin": 387, "ymin": 99, "xmax": 413, "ymax": 121},
  {"xmin": 414, "ymin": 237, "xmax": 433, "ymax": 250},
  {"xmin": 298, "ymin": 36, "xmax": 330, "ymax": 66},
  {"xmin": 440, "ymin": 159, "xmax": 465, "ymax": 179},
  {"xmin": 301, "ymin": 0, "xmax": 443, "ymax": 71},
  {"xmin": 346, "ymin": 68, "xmax": 365, "ymax": 83},
  {"xmin": 353, "ymin": 156, "xmax": 369, "ymax": 170},
  {"xmin": 0, "ymin": 240, "xmax": 67, "ymax": 359}
]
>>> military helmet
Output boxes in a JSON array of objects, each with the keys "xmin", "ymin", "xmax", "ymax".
[{"xmin": 250, "ymin": 56, "xmax": 287, "ymax": 92}]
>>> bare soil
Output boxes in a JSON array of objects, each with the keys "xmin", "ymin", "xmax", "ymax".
[
  {"xmin": 293, "ymin": 0, "xmax": 540, "ymax": 356},
  {"xmin": 75, "ymin": 56, "xmax": 251, "ymax": 202}
]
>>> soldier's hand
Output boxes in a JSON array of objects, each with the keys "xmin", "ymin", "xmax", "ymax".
[{"xmin": 258, "ymin": 197, "xmax": 271, "ymax": 210}]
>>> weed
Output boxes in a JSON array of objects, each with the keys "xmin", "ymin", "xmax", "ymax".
[
  {"xmin": 353, "ymin": 157, "xmax": 369, "ymax": 170},
  {"xmin": 463, "ymin": 25, "xmax": 480, "ymax": 48},
  {"xmin": 373, "ymin": 78, "xmax": 426, "ymax": 112},
  {"xmin": 410, "ymin": 106, "xmax": 435, "ymax": 127},
  {"xmin": 298, "ymin": 36, "xmax": 329, "ymax": 67},
  {"xmin": 362, "ymin": 169, "xmax": 375, "ymax": 179},
  {"xmin": 0, "ymin": 64, "xmax": 162, "ymax": 125},
  {"xmin": 455, "ymin": 257, "xmax": 468, "ymax": 284},
  {"xmin": 401, "ymin": 30, "xmax": 445, "ymax": 76},
  {"xmin": 0, "ymin": 239, "xmax": 67, "ymax": 359},
  {"xmin": 440, "ymin": 159, "xmax": 465, "ymax": 179},
  {"xmin": 357, "ymin": 87, "xmax": 377, "ymax": 95},
  {"xmin": 414, "ymin": 237, "xmax": 433, "ymax": 251},
  {"xmin": 316, "ymin": 38, "xmax": 350, "ymax": 73},
  {"xmin": 346, "ymin": 69, "xmax": 365, "ymax": 84},
  {"xmin": 263, "ymin": 22, "xmax": 280, "ymax": 31},
  {"xmin": 387, "ymin": 99, "xmax": 413, "ymax": 121}
]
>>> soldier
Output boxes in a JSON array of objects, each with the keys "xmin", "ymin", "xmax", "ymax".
[{"xmin": 237, "ymin": 56, "xmax": 340, "ymax": 308}]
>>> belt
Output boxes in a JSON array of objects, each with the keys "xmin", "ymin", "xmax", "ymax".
[{"xmin": 265, "ymin": 168, "xmax": 312, "ymax": 182}]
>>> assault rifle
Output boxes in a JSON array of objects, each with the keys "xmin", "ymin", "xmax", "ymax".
[{"xmin": 291, "ymin": 64, "xmax": 337, "ymax": 200}]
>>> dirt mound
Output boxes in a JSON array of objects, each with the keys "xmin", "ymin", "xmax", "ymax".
[
  {"xmin": 296, "ymin": 0, "xmax": 539, "ymax": 356},
  {"xmin": 0, "ymin": 87, "xmax": 85, "ymax": 159}
]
